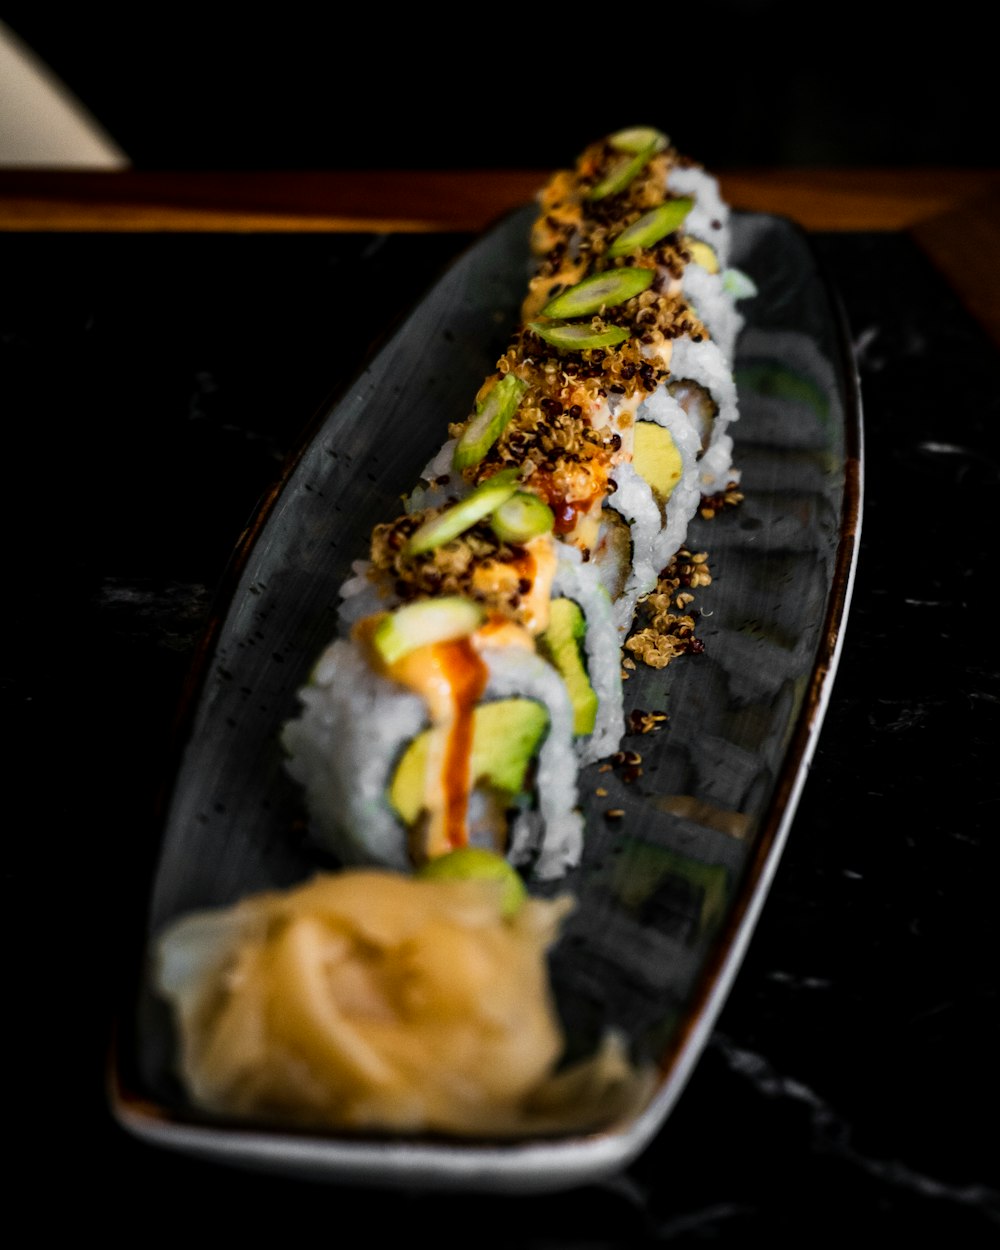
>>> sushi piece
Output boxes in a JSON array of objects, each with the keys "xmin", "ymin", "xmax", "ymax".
[
  {"xmin": 338, "ymin": 475, "xmax": 625, "ymax": 768},
  {"xmin": 442, "ymin": 286, "xmax": 705, "ymax": 629},
  {"xmin": 526, "ymin": 129, "xmax": 740, "ymax": 341},
  {"xmin": 281, "ymin": 606, "xmax": 585, "ymax": 881}
]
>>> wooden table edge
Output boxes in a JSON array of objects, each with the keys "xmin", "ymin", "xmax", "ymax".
[{"xmin": 1, "ymin": 168, "xmax": 997, "ymax": 344}]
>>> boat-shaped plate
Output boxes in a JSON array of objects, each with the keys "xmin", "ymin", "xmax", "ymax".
[{"xmin": 109, "ymin": 206, "xmax": 863, "ymax": 1193}]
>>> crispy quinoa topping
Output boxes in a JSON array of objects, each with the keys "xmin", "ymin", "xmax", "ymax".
[
  {"xmin": 523, "ymin": 269, "xmax": 709, "ymax": 362},
  {"xmin": 699, "ymin": 482, "xmax": 745, "ymax": 519},
  {"xmin": 627, "ymin": 708, "xmax": 669, "ymax": 735},
  {"xmin": 604, "ymin": 748, "xmax": 644, "ymax": 784},
  {"xmin": 369, "ymin": 510, "xmax": 539, "ymax": 624},
  {"xmin": 535, "ymin": 145, "xmax": 679, "ymax": 258},
  {"xmin": 452, "ymin": 359, "xmax": 621, "ymax": 520},
  {"xmin": 625, "ymin": 549, "xmax": 712, "ymax": 670}
]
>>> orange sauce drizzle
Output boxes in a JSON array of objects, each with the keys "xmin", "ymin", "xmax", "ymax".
[{"xmin": 438, "ymin": 637, "xmax": 488, "ymax": 850}]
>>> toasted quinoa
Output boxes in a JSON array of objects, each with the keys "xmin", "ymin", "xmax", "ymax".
[{"xmin": 369, "ymin": 511, "xmax": 543, "ymax": 626}]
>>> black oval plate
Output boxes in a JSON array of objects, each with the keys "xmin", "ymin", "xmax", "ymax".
[{"xmin": 109, "ymin": 206, "xmax": 863, "ymax": 1193}]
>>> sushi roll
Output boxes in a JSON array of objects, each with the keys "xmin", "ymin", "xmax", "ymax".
[
  {"xmin": 282, "ymin": 125, "xmax": 749, "ymax": 884},
  {"xmin": 524, "ymin": 126, "xmax": 751, "ymax": 493}
]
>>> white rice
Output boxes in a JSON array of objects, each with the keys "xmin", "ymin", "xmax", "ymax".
[
  {"xmin": 281, "ymin": 638, "xmax": 427, "ymax": 870},
  {"xmin": 681, "ymin": 264, "xmax": 745, "ymax": 365},
  {"xmin": 597, "ymin": 462, "xmax": 662, "ymax": 634},
  {"xmin": 666, "ymin": 165, "xmax": 732, "ymax": 267},
  {"xmin": 337, "ymin": 558, "xmax": 396, "ymax": 633},
  {"xmin": 669, "ymin": 337, "xmax": 741, "ymax": 494},
  {"xmin": 405, "ymin": 438, "xmax": 465, "ymax": 513},
  {"xmin": 635, "ymin": 386, "xmax": 704, "ymax": 572}
]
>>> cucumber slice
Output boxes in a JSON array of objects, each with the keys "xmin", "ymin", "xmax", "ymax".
[
  {"xmin": 588, "ymin": 139, "xmax": 659, "ymax": 201},
  {"xmin": 609, "ymin": 126, "xmax": 669, "ymax": 154},
  {"xmin": 606, "ymin": 198, "xmax": 693, "ymax": 257},
  {"xmin": 541, "ymin": 267, "xmax": 654, "ymax": 319},
  {"xmin": 722, "ymin": 267, "xmax": 759, "ymax": 300},
  {"xmin": 372, "ymin": 596, "xmax": 485, "ymax": 665},
  {"xmin": 416, "ymin": 847, "xmax": 527, "ymax": 917},
  {"xmin": 528, "ymin": 321, "xmax": 630, "ymax": 350},
  {"xmin": 490, "ymin": 491, "xmax": 555, "ymax": 543},
  {"xmin": 403, "ymin": 474, "xmax": 519, "ymax": 556},
  {"xmin": 452, "ymin": 374, "xmax": 528, "ymax": 472}
]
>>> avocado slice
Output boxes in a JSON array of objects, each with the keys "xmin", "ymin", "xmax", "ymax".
[
  {"xmin": 682, "ymin": 237, "xmax": 720, "ymax": 274},
  {"xmin": 633, "ymin": 421, "xmax": 683, "ymax": 512},
  {"xmin": 538, "ymin": 597, "xmax": 598, "ymax": 737},
  {"xmin": 388, "ymin": 697, "xmax": 549, "ymax": 827},
  {"xmin": 722, "ymin": 267, "xmax": 759, "ymax": 300}
]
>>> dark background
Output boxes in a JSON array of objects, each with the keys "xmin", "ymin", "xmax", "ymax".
[
  {"xmin": 6, "ymin": 215, "xmax": 998, "ymax": 1246},
  {"xmin": 3, "ymin": 4, "xmax": 997, "ymax": 172},
  {"xmin": 4, "ymin": 6, "xmax": 998, "ymax": 1241}
]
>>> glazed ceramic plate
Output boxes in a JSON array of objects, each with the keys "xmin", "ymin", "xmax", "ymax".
[{"xmin": 109, "ymin": 207, "xmax": 863, "ymax": 1193}]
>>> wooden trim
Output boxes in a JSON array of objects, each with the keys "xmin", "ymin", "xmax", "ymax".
[
  {"xmin": 2, "ymin": 168, "xmax": 997, "ymax": 343},
  {"xmin": 1, "ymin": 168, "xmax": 997, "ymax": 234}
]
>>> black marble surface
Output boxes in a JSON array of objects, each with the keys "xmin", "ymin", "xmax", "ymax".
[{"xmin": 4, "ymin": 227, "xmax": 998, "ymax": 1241}]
